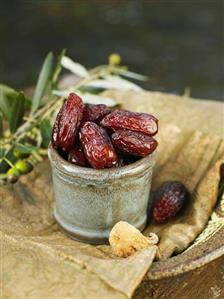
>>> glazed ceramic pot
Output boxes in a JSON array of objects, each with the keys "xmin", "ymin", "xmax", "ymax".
[{"xmin": 48, "ymin": 144, "xmax": 156, "ymax": 244}]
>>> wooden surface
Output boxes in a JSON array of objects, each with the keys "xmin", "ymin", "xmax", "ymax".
[{"xmin": 134, "ymin": 255, "xmax": 224, "ymax": 299}]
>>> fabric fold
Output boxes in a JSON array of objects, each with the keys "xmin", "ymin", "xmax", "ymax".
[{"xmin": 1, "ymin": 90, "xmax": 223, "ymax": 299}]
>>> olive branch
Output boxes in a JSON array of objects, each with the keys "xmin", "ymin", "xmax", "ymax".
[{"xmin": 0, "ymin": 51, "xmax": 147, "ymax": 184}]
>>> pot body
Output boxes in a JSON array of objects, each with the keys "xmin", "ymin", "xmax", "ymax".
[{"xmin": 48, "ymin": 145, "xmax": 156, "ymax": 244}]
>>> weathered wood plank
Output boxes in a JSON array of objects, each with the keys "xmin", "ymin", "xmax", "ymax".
[{"xmin": 134, "ymin": 255, "xmax": 224, "ymax": 299}]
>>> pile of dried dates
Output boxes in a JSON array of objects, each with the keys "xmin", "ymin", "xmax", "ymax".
[
  {"xmin": 52, "ymin": 92, "xmax": 189, "ymax": 223},
  {"xmin": 52, "ymin": 92, "xmax": 158, "ymax": 169}
]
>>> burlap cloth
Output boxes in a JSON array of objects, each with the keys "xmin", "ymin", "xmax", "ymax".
[{"xmin": 1, "ymin": 91, "xmax": 223, "ymax": 299}]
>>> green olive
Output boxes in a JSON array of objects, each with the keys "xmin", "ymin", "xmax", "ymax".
[
  {"xmin": 7, "ymin": 167, "xmax": 20, "ymax": 176},
  {"xmin": 6, "ymin": 167, "xmax": 20, "ymax": 184},
  {"xmin": 108, "ymin": 53, "xmax": 121, "ymax": 65},
  {"xmin": 15, "ymin": 160, "xmax": 33, "ymax": 174}
]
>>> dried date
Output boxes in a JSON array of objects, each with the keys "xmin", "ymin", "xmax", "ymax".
[
  {"xmin": 68, "ymin": 148, "xmax": 89, "ymax": 167},
  {"xmin": 101, "ymin": 109, "xmax": 158, "ymax": 136},
  {"xmin": 52, "ymin": 93, "xmax": 84, "ymax": 151},
  {"xmin": 152, "ymin": 181, "xmax": 189, "ymax": 223},
  {"xmin": 79, "ymin": 121, "xmax": 118, "ymax": 169},
  {"xmin": 112, "ymin": 130, "xmax": 158, "ymax": 157},
  {"xmin": 82, "ymin": 104, "xmax": 111, "ymax": 123},
  {"xmin": 52, "ymin": 106, "xmax": 63, "ymax": 149}
]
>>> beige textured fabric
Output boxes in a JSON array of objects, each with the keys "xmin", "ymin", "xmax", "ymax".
[{"xmin": 0, "ymin": 90, "xmax": 223, "ymax": 299}]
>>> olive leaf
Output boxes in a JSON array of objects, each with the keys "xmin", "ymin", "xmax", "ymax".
[
  {"xmin": 0, "ymin": 112, "xmax": 3, "ymax": 138},
  {"xmin": 78, "ymin": 92, "xmax": 118, "ymax": 107},
  {"xmin": 0, "ymin": 84, "xmax": 18, "ymax": 96},
  {"xmin": 52, "ymin": 90, "xmax": 69, "ymax": 97},
  {"xmin": 31, "ymin": 52, "xmax": 54, "ymax": 114},
  {"xmin": 14, "ymin": 143, "xmax": 38, "ymax": 154},
  {"xmin": 0, "ymin": 147, "xmax": 6, "ymax": 158},
  {"xmin": 61, "ymin": 56, "xmax": 89, "ymax": 78},
  {"xmin": 85, "ymin": 75, "xmax": 143, "ymax": 91},
  {"xmin": 0, "ymin": 84, "xmax": 20, "ymax": 121},
  {"xmin": 52, "ymin": 49, "xmax": 66, "ymax": 89},
  {"xmin": 0, "ymin": 85, "xmax": 31, "ymax": 122},
  {"xmin": 119, "ymin": 69, "xmax": 148, "ymax": 81},
  {"xmin": 78, "ymin": 85, "xmax": 105, "ymax": 94},
  {"xmin": 0, "ymin": 89, "xmax": 13, "ymax": 121},
  {"xmin": 53, "ymin": 89, "xmax": 118, "ymax": 107},
  {"xmin": 10, "ymin": 92, "xmax": 26, "ymax": 133},
  {"xmin": 39, "ymin": 118, "xmax": 52, "ymax": 148},
  {"xmin": 0, "ymin": 147, "xmax": 16, "ymax": 173}
]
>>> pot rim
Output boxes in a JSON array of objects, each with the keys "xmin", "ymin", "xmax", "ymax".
[{"xmin": 48, "ymin": 144, "xmax": 156, "ymax": 180}]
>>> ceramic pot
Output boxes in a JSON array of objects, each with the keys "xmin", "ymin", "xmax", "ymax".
[{"xmin": 48, "ymin": 144, "xmax": 156, "ymax": 244}]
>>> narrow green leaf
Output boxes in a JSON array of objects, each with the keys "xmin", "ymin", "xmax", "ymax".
[
  {"xmin": 40, "ymin": 118, "xmax": 52, "ymax": 148},
  {"xmin": 79, "ymin": 85, "xmax": 105, "ymax": 94},
  {"xmin": 61, "ymin": 56, "xmax": 89, "ymax": 78},
  {"xmin": 119, "ymin": 70, "xmax": 148, "ymax": 81},
  {"xmin": 10, "ymin": 92, "xmax": 26, "ymax": 133},
  {"xmin": 24, "ymin": 95, "xmax": 32, "ymax": 110},
  {"xmin": 0, "ymin": 84, "xmax": 17, "ymax": 96},
  {"xmin": 0, "ymin": 112, "xmax": 3, "ymax": 138},
  {"xmin": 0, "ymin": 147, "xmax": 16, "ymax": 173},
  {"xmin": 0, "ymin": 147, "xmax": 6, "ymax": 158},
  {"xmin": 0, "ymin": 84, "xmax": 19, "ymax": 121},
  {"xmin": 52, "ymin": 49, "xmax": 66, "ymax": 89},
  {"xmin": 0, "ymin": 90, "xmax": 11, "ymax": 120},
  {"xmin": 31, "ymin": 52, "xmax": 54, "ymax": 113},
  {"xmin": 14, "ymin": 143, "xmax": 38, "ymax": 154}
]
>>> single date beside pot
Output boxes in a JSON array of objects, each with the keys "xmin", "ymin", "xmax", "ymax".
[{"xmin": 152, "ymin": 181, "xmax": 189, "ymax": 223}]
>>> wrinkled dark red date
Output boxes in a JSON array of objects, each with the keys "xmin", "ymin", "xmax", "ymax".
[
  {"xmin": 79, "ymin": 121, "xmax": 118, "ymax": 169},
  {"xmin": 52, "ymin": 93, "xmax": 84, "ymax": 151},
  {"xmin": 68, "ymin": 147, "xmax": 88, "ymax": 167},
  {"xmin": 152, "ymin": 181, "xmax": 189, "ymax": 223},
  {"xmin": 101, "ymin": 109, "xmax": 158, "ymax": 136},
  {"xmin": 51, "ymin": 106, "xmax": 63, "ymax": 149},
  {"xmin": 82, "ymin": 104, "xmax": 111, "ymax": 123},
  {"xmin": 112, "ymin": 130, "xmax": 158, "ymax": 157}
]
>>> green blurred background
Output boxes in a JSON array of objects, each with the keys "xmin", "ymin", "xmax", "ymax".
[{"xmin": 0, "ymin": 0, "xmax": 223, "ymax": 100}]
